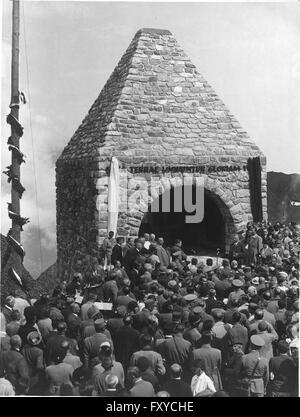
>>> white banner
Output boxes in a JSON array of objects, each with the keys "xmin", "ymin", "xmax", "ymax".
[{"xmin": 107, "ymin": 156, "xmax": 119, "ymax": 236}]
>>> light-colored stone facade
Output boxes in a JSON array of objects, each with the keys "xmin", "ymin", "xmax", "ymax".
[{"xmin": 56, "ymin": 28, "xmax": 267, "ymax": 280}]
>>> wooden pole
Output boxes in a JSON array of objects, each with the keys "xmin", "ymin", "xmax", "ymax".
[{"xmin": 9, "ymin": 0, "xmax": 21, "ymax": 276}]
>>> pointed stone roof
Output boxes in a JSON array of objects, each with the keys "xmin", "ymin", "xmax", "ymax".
[{"xmin": 58, "ymin": 28, "xmax": 263, "ymax": 164}]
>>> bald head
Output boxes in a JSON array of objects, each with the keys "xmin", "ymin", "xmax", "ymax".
[
  {"xmin": 10, "ymin": 334, "xmax": 22, "ymax": 350},
  {"xmin": 170, "ymin": 363, "xmax": 182, "ymax": 379}
]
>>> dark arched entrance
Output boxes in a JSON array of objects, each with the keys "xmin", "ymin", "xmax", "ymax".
[{"xmin": 139, "ymin": 186, "xmax": 228, "ymax": 253}]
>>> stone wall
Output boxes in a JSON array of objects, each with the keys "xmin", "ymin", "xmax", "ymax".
[{"xmin": 56, "ymin": 158, "xmax": 100, "ymax": 280}]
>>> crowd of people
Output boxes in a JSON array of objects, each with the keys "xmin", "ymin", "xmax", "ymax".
[{"xmin": 0, "ymin": 220, "xmax": 299, "ymax": 397}]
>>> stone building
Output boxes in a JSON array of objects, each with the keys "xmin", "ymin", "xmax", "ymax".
[{"xmin": 56, "ymin": 28, "xmax": 267, "ymax": 279}]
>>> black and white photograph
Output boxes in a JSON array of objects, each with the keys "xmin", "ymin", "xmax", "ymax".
[{"xmin": 0, "ymin": 0, "xmax": 299, "ymax": 399}]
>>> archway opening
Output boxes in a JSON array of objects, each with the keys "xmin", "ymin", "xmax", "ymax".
[{"xmin": 139, "ymin": 185, "xmax": 230, "ymax": 254}]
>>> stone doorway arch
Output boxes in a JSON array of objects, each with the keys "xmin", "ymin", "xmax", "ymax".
[{"xmin": 137, "ymin": 184, "xmax": 236, "ymax": 254}]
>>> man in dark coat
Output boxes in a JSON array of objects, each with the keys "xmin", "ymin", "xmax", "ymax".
[
  {"xmin": 161, "ymin": 364, "xmax": 193, "ymax": 397},
  {"xmin": 123, "ymin": 239, "xmax": 145, "ymax": 275},
  {"xmin": 111, "ymin": 237, "xmax": 125, "ymax": 266},
  {"xmin": 157, "ymin": 324, "xmax": 193, "ymax": 378},
  {"xmin": 268, "ymin": 340, "xmax": 296, "ymax": 397},
  {"xmin": 114, "ymin": 316, "xmax": 140, "ymax": 374},
  {"xmin": 1, "ymin": 335, "xmax": 30, "ymax": 394}
]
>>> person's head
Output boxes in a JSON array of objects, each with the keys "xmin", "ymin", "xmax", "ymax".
[
  {"xmin": 157, "ymin": 237, "xmax": 164, "ymax": 246},
  {"xmin": 136, "ymin": 356, "xmax": 150, "ymax": 373},
  {"xmin": 248, "ymin": 286, "xmax": 257, "ymax": 297},
  {"xmin": 170, "ymin": 363, "xmax": 182, "ymax": 379},
  {"xmin": 232, "ymin": 343, "xmax": 244, "ymax": 354},
  {"xmin": 57, "ymin": 321, "xmax": 67, "ymax": 335},
  {"xmin": 201, "ymin": 331, "xmax": 212, "ymax": 345},
  {"xmin": 5, "ymin": 322, "xmax": 19, "ymax": 337},
  {"xmin": 277, "ymin": 340, "xmax": 289, "ymax": 354},
  {"xmin": 101, "ymin": 354, "xmax": 113, "ymax": 371},
  {"xmin": 173, "ymin": 323, "xmax": 185, "ymax": 336},
  {"xmin": 60, "ymin": 340, "xmax": 70, "ymax": 354},
  {"xmin": 105, "ymin": 374, "xmax": 119, "ymax": 390},
  {"xmin": 143, "ymin": 233, "xmax": 150, "ymax": 241},
  {"xmin": 202, "ymin": 319, "xmax": 214, "ymax": 332},
  {"xmin": 211, "ymin": 309, "xmax": 224, "ymax": 323},
  {"xmin": 10, "ymin": 310, "xmax": 21, "ymax": 322},
  {"xmin": 140, "ymin": 334, "xmax": 153, "ymax": 349},
  {"xmin": 116, "ymin": 237, "xmax": 124, "ymax": 246},
  {"xmin": 278, "ymin": 299, "xmax": 286, "ymax": 310},
  {"xmin": 0, "ymin": 378, "xmax": 15, "ymax": 396},
  {"xmin": 150, "ymin": 233, "xmax": 156, "ymax": 242},
  {"xmin": 24, "ymin": 306, "xmax": 37, "ymax": 324},
  {"xmin": 5, "ymin": 296, "xmax": 15, "ymax": 308},
  {"xmin": 232, "ymin": 311, "xmax": 242, "ymax": 324},
  {"xmin": 206, "ymin": 258, "xmax": 213, "ymax": 267},
  {"xmin": 156, "ymin": 390, "xmax": 171, "ymax": 397},
  {"xmin": 108, "ymin": 231, "xmax": 114, "ymax": 239},
  {"xmin": 193, "ymin": 358, "xmax": 205, "ymax": 375},
  {"xmin": 59, "ymin": 383, "xmax": 73, "ymax": 396},
  {"xmin": 250, "ymin": 335, "xmax": 265, "ymax": 351},
  {"xmin": 27, "ymin": 331, "xmax": 42, "ymax": 347},
  {"xmin": 174, "ymin": 239, "xmax": 182, "ymax": 247},
  {"xmin": 94, "ymin": 319, "xmax": 106, "ymax": 333},
  {"xmin": 70, "ymin": 302, "xmax": 80, "ymax": 315},
  {"xmin": 127, "ymin": 366, "xmax": 141, "ymax": 386},
  {"xmin": 254, "ymin": 309, "xmax": 264, "ymax": 321},
  {"xmin": 258, "ymin": 320, "xmax": 268, "ymax": 332},
  {"xmin": 10, "ymin": 335, "xmax": 22, "ymax": 350},
  {"xmin": 134, "ymin": 239, "xmax": 143, "ymax": 251}
]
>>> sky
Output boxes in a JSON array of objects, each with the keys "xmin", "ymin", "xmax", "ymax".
[{"xmin": 1, "ymin": 0, "xmax": 300, "ymax": 278}]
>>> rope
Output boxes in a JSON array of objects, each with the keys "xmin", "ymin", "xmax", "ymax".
[{"xmin": 21, "ymin": 1, "xmax": 43, "ymax": 275}]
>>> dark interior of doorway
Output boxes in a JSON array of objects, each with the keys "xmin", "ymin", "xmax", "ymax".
[{"xmin": 139, "ymin": 187, "xmax": 226, "ymax": 254}]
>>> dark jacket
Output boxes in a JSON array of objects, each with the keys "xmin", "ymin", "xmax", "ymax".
[
  {"xmin": 2, "ymin": 348, "xmax": 30, "ymax": 394},
  {"xmin": 162, "ymin": 378, "xmax": 193, "ymax": 397},
  {"xmin": 114, "ymin": 326, "xmax": 140, "ymax": 372},
  {"xmin": 111, "ymin": 244, "xmax": 123, "ymax": 265}
]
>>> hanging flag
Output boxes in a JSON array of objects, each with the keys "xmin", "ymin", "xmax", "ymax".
[{"xmin": 107, "ymin": 156, "xmax": 120, "ymax": 237}]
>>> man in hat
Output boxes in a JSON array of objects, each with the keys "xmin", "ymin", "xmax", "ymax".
[
  {"xmin": 227, "ymin": 279, "xmax": 245, "ymax": 309},
  {"xmin": 83, "ymin": 318, "xmax": 113, "ymax": 369},
  {"xmin": 21, "ymin": 331, "xmax": 44, "ymax": 394},
  {"xmin": 237, "ymin": 335, "xmax": 268, "ymax": 397},
  {"xmin": 256, "ymin": 320, "xmax": 278, "ymax": 362}
]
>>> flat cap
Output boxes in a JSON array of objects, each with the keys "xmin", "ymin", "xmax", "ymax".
[
  {"xmin": 250, "ymin": 335, "xmax": 265, "ymax": 347},
  {"xmin": 183, "ymin": 293, "xmax": 197, "ymax": 302},
  {"xmin": 232, "ymin": 279, "xmax": 243, "ymax": 288}
]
